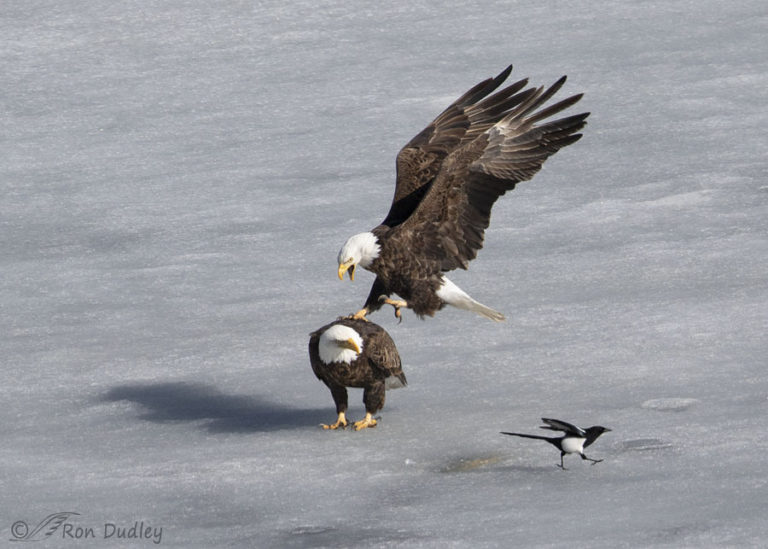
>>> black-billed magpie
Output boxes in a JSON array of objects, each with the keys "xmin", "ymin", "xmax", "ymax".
[{"xmin": 501, "ymin": 418, "xmax": 611, "ymax": 469}]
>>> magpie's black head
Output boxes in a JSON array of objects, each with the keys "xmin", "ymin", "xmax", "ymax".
[{"xmin": 584, "ymin": 426, "xmax": 611, "ymax": 445}]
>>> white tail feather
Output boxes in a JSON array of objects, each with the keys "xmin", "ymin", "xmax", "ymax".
[{"xmin": 436, "ymin": 277, "xmax": 506, "ymax": 322}]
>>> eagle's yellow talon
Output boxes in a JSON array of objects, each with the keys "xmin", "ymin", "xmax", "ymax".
[
  {"xmin": 378, "ymin": 297, "xmax": 407, "ymax": 320},
  {"xmin": 321, "ymin": 412, "xmax": 348, "ymax": 430},
  {"xmin": 353, "ymin": 413, "xmax": 378, "ymax": 430},
  {"xmin": 350, "ymin": 309, "xmax": 369, "ymax": 321}
]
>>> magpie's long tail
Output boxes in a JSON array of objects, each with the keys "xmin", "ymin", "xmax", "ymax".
[{"xmin": 500, "ymin": 432, "xmax": 552, "ymax": 441}]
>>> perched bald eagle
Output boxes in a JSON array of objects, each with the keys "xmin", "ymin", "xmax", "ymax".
[
  {"xmin": 308, "ymin": 318, "xmax": 406, "ymax": 430},
  {"xmin": 337, "ymin": 65, "xmax": 589, "ymax": 321}
]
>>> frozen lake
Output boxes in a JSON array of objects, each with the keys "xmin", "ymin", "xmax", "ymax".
[{"xmin": 2, "ymin": 1, "xmax": 767, "ymax": 547}]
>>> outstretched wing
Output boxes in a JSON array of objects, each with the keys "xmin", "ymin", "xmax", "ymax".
[
  {"xmin": 390, "ymin": 75, "xmax": 588, "ymax": 272},
  {"xmin": 381, "ymin": 65, "xmax": 531, "ymax": 228},
  {"xmin": 540, "ymin": 418, "xmax": 586, "ymax": 437}
]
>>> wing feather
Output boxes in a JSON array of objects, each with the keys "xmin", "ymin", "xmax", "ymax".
[
  {"xmin": 390, "ymin": 74, "xmax": 588, "ymax": 272},
  {"xmin": 540, "ymin": 418, "xmax": 586, "ymax": 437},
  {"xmin": 365, "ymin": 326, "xmax": 406, "ymax": 385},
  {"xmin": 382, "ymin": 65, "xmax": 524, "ymax": 228}
]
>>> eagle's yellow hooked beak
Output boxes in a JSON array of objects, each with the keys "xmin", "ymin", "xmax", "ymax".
[
  {"xmin": 338, "ymin": 337, "xmax": 361, "ymax": 354},
  {"xmin": 338, "ymin": 260, "xmax": 356, "ymax": 281}
]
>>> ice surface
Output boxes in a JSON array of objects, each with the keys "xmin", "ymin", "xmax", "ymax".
[{"xmin": 2, "ymin": 1, "xmax": 767, "ymax": 547}]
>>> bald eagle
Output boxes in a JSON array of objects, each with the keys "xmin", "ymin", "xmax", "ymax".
[
  {"xmin": 337, "ymin": 65, "xmax": 589, "ymax": 321},
  {"xmin": 308, "ymin": 318, "xmax": 406, "ymax": 430}
]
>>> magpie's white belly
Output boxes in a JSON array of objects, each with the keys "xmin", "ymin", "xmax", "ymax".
[{"xmin": 561, "ymin": 437, "xmax": 586, "ymax": 454}]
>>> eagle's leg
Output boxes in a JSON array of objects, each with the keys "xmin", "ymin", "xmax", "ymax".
[
  {"xmin": 322, "ymin": 386, "xmax": 348, "ymax": 430},
  {"xmin": 353, "ymin": 412, "xmax": 377, "ymax": 430},
  {"xmin": 321, "ymin": 411, "xmax": 348, "ymax": 430},
  {"xmin": 378, "ymin": 296, "xmax": 408, "ymax": 321},
  {"xmin": 355, "ymin": 383, "xmax": 383, "ymax": 430}
]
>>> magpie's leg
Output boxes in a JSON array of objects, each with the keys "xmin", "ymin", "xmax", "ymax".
[
  {"xmin": 580, "ymin": 453, "xmax": 603, "ymax": 465},
  {"xmin": 557, "ymin": 452, "xmax": 568, "ymax": 470}
]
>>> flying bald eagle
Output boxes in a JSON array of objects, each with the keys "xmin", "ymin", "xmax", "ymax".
[
  {"xmin": 308, "ymin": 318, "xmax": 406, "ymax": 430},
  {"xmin": 337, "ymin": 65, "xmax": 589, "ymax": 321}
]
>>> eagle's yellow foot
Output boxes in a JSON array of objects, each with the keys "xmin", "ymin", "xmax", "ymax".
[
  {"xmin": 378, "ymin": 296, "xmax": 407, "ymax": 321},
  {"xmin": 321, "ymin": 412, "xmax": 348, "ymax": 430},
  {"xmin": 353, "ymin": 413, "xmax": 378, "ymax": 431},
  {"xmin": 350, "ymin": 308, "xmax": 369, "ymax": 321}
]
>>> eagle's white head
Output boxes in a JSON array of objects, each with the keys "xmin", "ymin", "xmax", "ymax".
[
  {"xmin": 337, "ymin": 232, "xmax": 380, "ymax": 281},
  {"xmin": 318, "ymin": 324, "xmax": 364, "ymax": 365}
]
